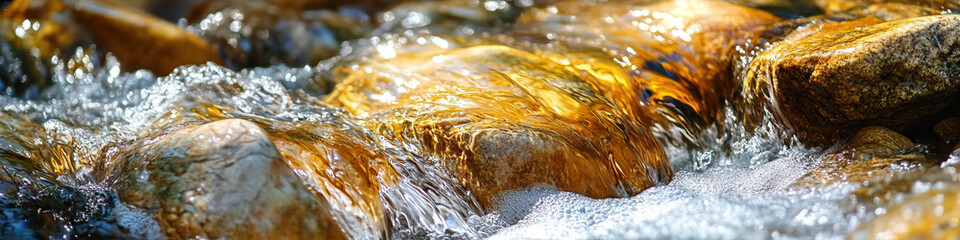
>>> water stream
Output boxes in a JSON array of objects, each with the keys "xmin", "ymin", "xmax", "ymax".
[{"xmin": 0, "ymin": 0, "xmax": 957, "ymax": 239}]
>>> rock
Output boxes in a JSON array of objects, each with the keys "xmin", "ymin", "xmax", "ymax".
[
  {"xmin": 851, "ymin": 188, "xmax": 960, "ymax": 240},
  {"xmin": 264, "ymin": 119, "xmax": 397, "ymax": 239},
  {"xmin": 72, "ymin": 0, "xmax": 222, "ymax": 75},
  {"xmin": 722, "ymin": 0, "xmax": 822, "ymax": 18},
  {"xmin": 514, "ymin": 0, "xmax": 782, "ymax": 127},
  {"xmin": 3, "ymin": 0, "xmax": 223, "ymax": 76},
  {"xmin": 1, "ymin": 0, "xmax": 90, "ymax": 98},
  {"xmin": 791, "ymin": 126, "xmax": 935, "ymax": 187},
  {"xmin": 743, "ymin": 15, "xmax": 960, "ymax": 145},
  {"xmin": 815, "ymin": 0, "xmax": 960, "ymax": 20},
  {"xmin": 184, "ymin": 0, "xmax": 371, "ymax": 69},
  {"xmin": 849, "ymin": 3, "xmax": 944, "ymax": 20},
  {"xmin": 376, "ymin": 0, "xmax": 534, "ymax": 34},
  {"xmin": 935, "ymin": 117, "xmax": 960, "ymax": 142},
  {"xmin": 119, "ymin": 119, "xmax": 346, "ymax": 239},
  {"xmin": 847, "ymin": 166, "xmax": 960, "ymax": 239},
  {"xmin": 846, "ymin": 126, "xmax": 913, "ymax": 158},
  {"xmin": 326, "ymin": 45, "xmax": 671, "ymax": 208}
]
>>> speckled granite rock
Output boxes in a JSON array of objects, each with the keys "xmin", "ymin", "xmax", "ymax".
[
  {"xmin": 119, "ymin": 119, "xmax": 346, "ymax": 239},
  {"xmin": 743, "ymin": 15, "xmax": 960, "ymax": 145}
]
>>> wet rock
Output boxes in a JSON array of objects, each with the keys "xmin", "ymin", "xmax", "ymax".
[
  {"xmin": 743, "ymin": 15, "xmax": 960, "ymax": 145},
  {"xmin": 935, "ymin": 117, "xmax": 960, "ymax": 142},
  {"xmin": 722, "ymin": 0, "xmax": 823, "ymax": 18},
  {"xmin": 846, "ymin": 126, "xmax": 913, "ymax": 158},
  {"xmin": 184, "ymin": 0, "xmax": 372, "ymax": 69},
  {"xmin": 791, "ymin": 126, "xmax": 936, "ymax": 187},
  {"xmin": 375, "ymin": 0, "xmax": 536, "ymax": 34},
  {"xmin": 0, "ymin": 4, "xmax": 86, "ymax": 99},
  {"xmin": 119, "ymin": 119, "xmax": 346, "ymax": 239},
  {"xmin": 476, "ymin": 0, "xmax": 785, "ymax": 172},
  {"xmin": 72, "ymin": 1, "xmax": 221, "ymax": 75},
  {"xmin": 3, "ymin": 0, "xmax": 222, "ymax": 76},
  {"xmin": 512, "ymin": 0, "xmax": 782, "ymax": 141},
  {"xmin": 847, "ymin": 166, "xmax": 960, "ymax": 239},
  {"xmin": 326, "ymin": 45, "xmax": 671, "ymax": 208},
  {"xmin": 816, "ymin": 0, "xmax": 960, "ymax": 20},
  {"xmin": 851, "ymin": 188, "xmax": 960, "ymax": 240}
]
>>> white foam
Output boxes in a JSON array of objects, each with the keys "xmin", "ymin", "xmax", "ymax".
[
  {"xmin": 471, "ymin": 103, "xmax": 850, "ymax": 239},
  {"xmin": 473, "ymin": 162, "xmax": 857, "ymax": 239}
]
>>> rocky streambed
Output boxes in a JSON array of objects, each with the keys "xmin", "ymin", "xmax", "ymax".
[{"xmin": 1, "ymin": 0, "xmax": 959, "ymax": 239}]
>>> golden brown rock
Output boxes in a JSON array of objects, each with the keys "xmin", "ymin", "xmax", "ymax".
[
  {"xmin": 847, "ymin": 166, "xmax": 960, "ymax": 239},
  {"xmin": 743, "ymin": 15, "xmax": 960, "ymax": 145},
  {"xmin": 791, "ymin": 126, "xmax": 935, "ymax": 187},
  {"xmin": 846, "ymin": 126, "xmax": 914, "ymax": 158},
  {"xmin": 261, "ymin": 119, "xmax": 398, "ymax": 238},
  {"xmin": 815, "ymin": 0, "xmax": 960, "ymax": 20},
  {"xmin": 326, "ymin": 45, "xmax": 671, "ymax": 207},
  {"xmin": 72, "ymin": 1, "xmax": 221, "ymax": 75},
  {"xmin": 507, "ymin": 0, "xmax": 782, "ymax": 138},
  {"xmin": 3, "ymin": 0, "xmax": 223, "ymax": 75},
  {"xmin": 119, "ymin": 119, "xmax": 346, "ymax": 239},
  {"xmin": 851, "ymin": 188, "xmax": 960, "ymax": 240},
  {"xmin": 935, "ymin": 117, "xmax": 960, "ymax": 142},
  {"xmin": 0, "ymin": 111, "xmax": 75, "ymax": 182}
]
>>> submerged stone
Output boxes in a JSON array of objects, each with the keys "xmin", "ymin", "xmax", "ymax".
[
  {"xmin": 513, "ymin": 0, "xmax": 782, "ymax": 130},
  {"xmin": 184, "ymin": 0, "xmax": 372, "ymax": 69},
  {"xmin": 848, "ymin": 166, "xmax": 960, "ymax": 239},
  {"xmin": 119, "ymin": 119, "xmax": 346, "ymax": 239},
  {"xmin": 852, "ymin": 187, "xmax": 960, "ymax": 240},
  {"xmin": 791, "ymin": 126, "xmax": 938, "ymax": 187},
  {"xmin": 743, "ymin": 15, "xmax": 960, "ymax": 145},
  {"xmin": 326, "ymin": 45, "xmax": 671, "ymax": 207}
]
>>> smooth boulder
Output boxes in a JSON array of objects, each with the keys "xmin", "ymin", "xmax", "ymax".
[
  {"xmin": 743, "ymin": 15, "xmax": 960, "ymax": 145},
  {"xmin": 119, "ymin": 119, "xmax": 346, "ymax": 239},
  {"xmin": 325, "ymin": 45, "xmax": 671, "ymax": 207}
]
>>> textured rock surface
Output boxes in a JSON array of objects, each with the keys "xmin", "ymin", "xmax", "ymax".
[
  {"xmin": 791, "ymin": 126, "xmax": 935, "ymax": 187},
  {"xmin": 326, "ymin": 45, "xmax": 671, "ymax": 207},
  {"xmin": 935, "ymin": 117, "xmax": 960, "ymax": 142},
  {"xmin": 743, "ymin": 15, "xmax": 960, "ymax": 145},
  {"xmin": 845, "ymin": 126, "xmax": 914, "ymax": 157},
  {"xmin": 514, "ymin": 0, "xmax": 782, "ymax": 127},
  {"xmin": 120, "ymin": 119, "xmax": 346, "ymax": 239}
]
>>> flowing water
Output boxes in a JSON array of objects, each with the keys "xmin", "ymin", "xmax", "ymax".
[{"xmin": 0, "ymin": 0, "xmax": 957, "ymax": 239}]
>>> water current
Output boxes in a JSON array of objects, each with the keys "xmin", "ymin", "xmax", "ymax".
[{"xmin": 0, "ymin": 0, "xmax": 957, "ymax": 239}]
